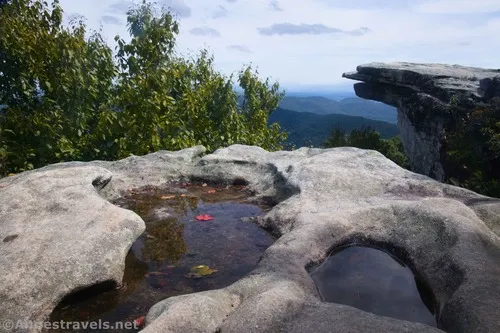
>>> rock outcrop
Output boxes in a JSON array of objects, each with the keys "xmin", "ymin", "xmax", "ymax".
[
  {"xmin": 1, "ymin": 145, "xmax": 499, "ymax": 333},
  {"xmin": 342, "ymin": 62, "xmax": 500, "ymax": 181},
  {"xmin": 0, "ymin": 147, "xmax": 206, "ymax": 332}
]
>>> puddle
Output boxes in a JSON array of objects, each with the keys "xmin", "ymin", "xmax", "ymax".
[
  {"xmin": 49, "ymin": 182, "xmax": 275, "ymax": 332},
  {"xmin": 309, "ymin": 246, "xmax": 436, "ymax": 327}
]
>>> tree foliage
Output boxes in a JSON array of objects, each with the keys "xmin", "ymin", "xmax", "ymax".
[
  {"xmin": 0, "ymin": 0, "xmax": 286, "ymax": 176},
  {"xmin": 443, "ymin": 97, "xmax": 500, "ymax": 197},
  {"xmin": 1, "ymin": 0, "xmax": 117, "ymax": 171},
  {"xmin": 321, "ymin": 99, "xmax": 500, "ymax": 198},
  {"xmin": 323, "ymin": 126, "xmax": 409, "ymax": 168}
]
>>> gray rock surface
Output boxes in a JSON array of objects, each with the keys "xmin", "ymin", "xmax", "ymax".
[
  {"xmin": 0, "ymin": 147, "xmax": 205, "ymax": 332},
  {"xmin": 1, "ymin": 144, "xmax": 499, "ymax": 333},
  {"xmin": 343, "ymin": 62, "xmax": 500, "ymax": 102},
  {"xmin": 141, "ymin": 145, "xmax": 500, "ymax": 333},
  {"xmin": 0, "ymin": 166, "xmax": 143, "ymax": 331},
  {"xmin": 342, "ymin": 62, "xmax": 500, "ymax": 181}
]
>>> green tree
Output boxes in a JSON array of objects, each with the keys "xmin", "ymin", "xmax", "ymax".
[
  {"xmin": 0, "ymin": 0, "xmax": 116, "ymax": 172},
  {"xmin": 323, "ymin": 128, "xmax": 347, "ymax": 147},
  {"xmin": 237, "ymin": 66, "xmax": 287, "ymax": 150},
  {"xmin": 113, "ymin": 2, "xmax": 286, "ymax": 154},
  {"xmin": 0, "ymin": 0, "xmax": 287, "ymax": 176},
  {"xmin": 444, "ymin": 97, "xmax": 500, "ymax": 197},
  {"xmin": 378, "ymin": 136, "xmax": 410, "ymax": 168},
  {"xmin": 348, "ymin": 126, "xmax": 383, "ymax": 150},
  {"xmin": 323, "ymin": 126, "xmax": 409, "ymax": 168}
]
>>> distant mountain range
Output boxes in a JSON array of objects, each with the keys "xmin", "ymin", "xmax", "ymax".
[
  {"xmin": 284, "ymin": 90, "xmax": 356, "ymax": 100},
  {"xmin": 278, "ymin": 96, "xmax": 397, "ymax": 124},
  {"xmin": 268, "ymin": 107, "xmax": 399, "ymax": 148}
]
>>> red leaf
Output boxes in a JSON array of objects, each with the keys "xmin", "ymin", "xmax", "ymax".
[
  {"xmin": 195, "ymin": 214, "xmax": 214, "ymax": 221},
  {"xmin": 134, "ymin": 316, "xmax": 146, "ymax": 328}
]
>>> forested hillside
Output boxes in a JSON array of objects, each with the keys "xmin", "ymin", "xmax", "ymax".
[
  {"xmin": 279, "ymin": 96, "xmax": 397, "ymax": 124},
  {"xmin": 268, "ymin": 107, "xmax": 398, "ymax": 148}
]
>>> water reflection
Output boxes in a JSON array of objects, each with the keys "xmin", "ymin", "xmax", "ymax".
[
  {"xmin": 141, "ymin": 217, "xmax": 186, "ymax": 264},
  {"xmin": 309, "ymin": 246, "xmax": 436, "ymax": 327},
  {"xmin": 49, "ymin": 183, "xmax": 274, "ymax": 333}
]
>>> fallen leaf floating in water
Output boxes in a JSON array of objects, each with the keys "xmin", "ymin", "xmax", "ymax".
[
  {"xmin": 202, "ymin": 183, "xmax": 208, "ymax": 187},
  {"xmin": 146, "ymin": 271, "xmax": 168, "ymax": 277},
  {"xmin": 207, "ymin": 189, "xmax": 216, "ymax": 194},
  {"xmin": 133, "ymin": 316, "xmax": 146, "ymax": 328},
  {"xmin": 160, "ymin": 195, "xmax": 176, "ymax": 200},
  {"xmin": 8, "ymin": 173, "xmax": 15, "ymax": 177},
  {"xmin": 195, "ymin": 214, "xmax": 214, "ymax": 221},
  {"xmin": 185, "ymin": 265, "xmax": 218, "ymax": 278}
]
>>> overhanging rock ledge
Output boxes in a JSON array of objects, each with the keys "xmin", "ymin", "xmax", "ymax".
[{"xmin": 343, "ymin": 62, "xmax": 500, "ymax": 181}]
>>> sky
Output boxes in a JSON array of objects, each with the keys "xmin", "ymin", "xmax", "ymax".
[{"xmin": 58, "ymin": 0, "xmax": 500, "ymax": 92}]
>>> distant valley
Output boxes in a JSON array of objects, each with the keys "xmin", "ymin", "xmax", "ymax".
[
  {"xmin": 278, "ymin": 96, "xmax": 397, "ymax": 124},
  {"xmin": 268, "ymin": 107, "xmax": 399, "ymax": 148}
]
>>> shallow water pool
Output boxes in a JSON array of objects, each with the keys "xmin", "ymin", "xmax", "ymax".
[
  {"xmin": 49, "ymin": 182, "xmax": 274, "ymax": 332},
  {"xmin": 309, "ymin": 245, "xmax": 436, "ymax": 327}
]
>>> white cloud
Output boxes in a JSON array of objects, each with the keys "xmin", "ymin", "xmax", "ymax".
[
  {"xmin": 257, "ymin": 23, "xmax": 371, "ymax": 36},
  {"xmin": 101, "ymin": 15, "xmax": 122, "ymax": 25},
  {"xmin": 211, "ymin": 5, "xmax": 228, "ymax": 19},
  {"xmin": 189, "ymin": 26, "xmax": 221, "ymax": 37},
  {"xmin": 227, "ymin": 44, "xmax": 252, "ymax": 53},
  {"xmin": 414, "ymin": 0, "xmax": 500, "ymax": 14},
  {"xmin": 158, "ymin": 0, "xmax": 191, "ymax": 18},
  {"xmin": 57, "ymin": 0, "xmax": 500, "ymax": 89},
  {"xmin": 269, "ymin": 0, "xmax": 283, "ymax": 12}
]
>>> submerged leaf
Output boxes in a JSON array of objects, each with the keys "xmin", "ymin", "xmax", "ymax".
[
  {"xmin": 195, "ymin": 214, "xmax": 214, "ymax": 221},
  {"xmin": 185, "ymin": 265, "xmax": 218, "ymax": 278},
  {"xmin": 134, "ymin": 316, "xmax": 146, "ymax": 328},
  {"xmin": 147, "ymin": 271, "xmax": 168, "ymax": 276}
]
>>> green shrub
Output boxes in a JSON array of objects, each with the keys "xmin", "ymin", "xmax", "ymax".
[
  {"xmin": 0, "ymin": 0, "xmax": 286, "ymax": 175},
  {"xmin": 323, "ymin": 126, "xmax": 409, "ymax": 168},
  {"xmin": 444, "ymin": 97, "xmax": 500, "ymax": 197}
]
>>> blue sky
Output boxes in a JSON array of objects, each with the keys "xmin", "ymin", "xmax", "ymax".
[{"xmin": 59, "ymin": 0, "xmax": 500, "ymax": 91}]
